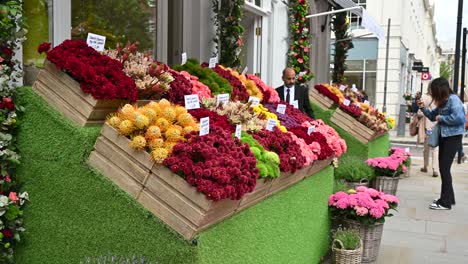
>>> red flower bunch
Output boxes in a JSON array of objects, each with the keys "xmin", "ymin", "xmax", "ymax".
[
  {"xmin": 204, "ymin": 64, "xmax": 250, "ymax": 101},
  {"xmin": 189, "ymin": 108, "xmax": 235, "ymax": 133},
  {"xmin": 284, "ymin": 103, "xmax": 313, "ymax": 124},
  {"xmin": 252, "ymin": 128, "xmax": 306, "ymax": 172},
  {"xmin": 314, "ymin": 84, "xmax": 340, "ymax": 104},
  {"xmin": 0, "ymin": 97, "xmax": 15, "ymax": 111},
  {"xmin": 308, "ymin": 131, "xmax": 334, "ymax": 160},
  {"xmin": 42, "ymin": 40, "xmax": 137, "ymax": 101},
  {"xmin": 246, "ymin": 74, "xmax": 280, "ymax": 103},
  {"xmin": 165, "ymin": 68, "xmax": 193, "ymax": 105},
  {"xmin": 164, "ymin": 127, "xmax": 259, "ymax": 201},
  {"xmin": 37, "ymin": 42, "xmax": 51, "ymax": 54},
  {"xmin": 339, "ymin": 103, "xmax": 362, "ymax": 118}
]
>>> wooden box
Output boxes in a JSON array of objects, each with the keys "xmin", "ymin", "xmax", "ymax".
[
  {"xmin": 309, "ymin": 87, "xmax": 335, "ymax": 110},
  {"xmin": 331, "ymin": 109, "xmax": 382, "ymax": 144},
  {"xmin": 32, "ymin": 60, "xmax": 128, "ymax": 126}
]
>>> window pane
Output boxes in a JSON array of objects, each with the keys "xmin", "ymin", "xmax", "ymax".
[
  {"xmin": 365, "ymin": 72, "xmax": 377, "ymax": 105},
  {"xmin": 346, "ymin": 60, "xmax": 364, "ymax": 71},
  {"xmin": 365, "ymin": 60, "xmax": 377, "ymax": 71},
  {"xmin": 255, "ymin": 0, "xmax": 262, "ymax": 6},
  {"xmin": 71, "ymin": 0, "xmax": 157, "ymax": 54},
  {"xmin": 344, "ymin": 72, "xmax": 364, "ymax": 90}
]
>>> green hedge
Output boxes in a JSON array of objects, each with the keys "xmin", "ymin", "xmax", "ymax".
[{"xmin": 15, "ymin": 87, "xmax": 334, "ymax": 263}]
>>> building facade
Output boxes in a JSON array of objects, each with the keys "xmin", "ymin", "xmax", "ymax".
[{"xmin": 338, "ymin": 0, "xmax": 440, "ymax": 119}]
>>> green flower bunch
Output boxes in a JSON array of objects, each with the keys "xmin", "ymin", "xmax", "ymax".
[
  {"xmin": 237, "ymin": 132, "xmax": 280, "ymax": 179},
  {"xmin": 174, "ymin": 59, "xmax": 232, "ymax": 95}
]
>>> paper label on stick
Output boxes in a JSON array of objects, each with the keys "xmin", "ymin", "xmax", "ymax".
[
  {"xmin": 184, "ymin": 95, "xmax": 200, "ymax": 110},
  {"xmin": 292, "ymin": 100, "xmax": 299, "ymax": 109},
  {"xmin": 266, "ymin": 119, "xmax": 277, "ymax": 131},
  {"xmin": 209, "ymin": 57, "xmax": 218, "ymax": 68},
  {"xmin": 241, "ymin": 66, "xmax": 248, "ymax": 75},
  {"xmin": 235, "ymin": 125, "xmax": 242, "ymax": 139},
  {"xmin": 364, "ymin": 100, "xmax": 370, "ymax": 105},
  {"xmin": 339, "ymin": 85, "xmax": 346, "ymax": 91},
  {"xmin": 199, "ymin": 117, "xmax": 210, "ymax": 136},
  {"xmin": 216, "ymin": 93, "xmax": 230, "ymax": 106},
  {"xmin": 86, "ymin": 33, "xmax": 106, "ymax": 51},
  {"xmin": 276, "ymin": 104, "xmax": 287, "ymax": 115},
  {"xmin": 343, "ymin": 99, "xmax": 351, "ymax": 106},
  {"xmin": 248, "ymin": 96, "xmax": 260, "ymax": 106},
  {"xmin": 307, "ymin": 126, "xmax": 316, "ymax": 135},
  {"xmin": 181, "ymin": 52, "xmax": 187, "ymax": 65}
]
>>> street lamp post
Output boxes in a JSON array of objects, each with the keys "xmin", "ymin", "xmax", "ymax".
[
  {"xmin": 453, "ymin": 0, "xmax": 464, "ymax": 94},
  {"xmin": 462, "ymin": 28, "xmax": 467, "ymax": 103}
]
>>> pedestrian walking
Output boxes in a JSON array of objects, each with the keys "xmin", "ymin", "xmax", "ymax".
[
  {"xmin": 417, "ymin": 89, "xmax": 438, "ymax": 177},
  {"xmin": 418, "ymin": 77, "xmax": 466, "ymax": 210}
]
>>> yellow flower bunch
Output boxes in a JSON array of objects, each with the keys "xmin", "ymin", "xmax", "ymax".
[
  {"xmin": 252, "ymin": 104, "xmax": 287, "ymax": 132},
  {"xmin": 324, "ymin": 84, "xmax": 345, "ymax": 104},
  {"xmin": 386, "ymin": 116, "xmax": 396, "ymax": 129},
  {"xmin": 106, "ymin": 99, "xmax": 199, "ymax": 163},
  {"xmin": 227, "ymin": 68, "xmax": 263, "ymax": 100}
]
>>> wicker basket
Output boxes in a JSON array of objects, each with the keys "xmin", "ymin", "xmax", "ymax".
[
  {"xmin": 372, "ymin": 176, "xmax": 400, "ymax": 195},
  {"xmin": 344, "ymin": 178, "xmax": 369, "ymax": 190},
  {"xmin": 343, "ymin": 219, "xmax": 384, "ymax": 263},
  {"xmin": 332, "ymin": 239, "xmax": 363, "ymax": 264}
]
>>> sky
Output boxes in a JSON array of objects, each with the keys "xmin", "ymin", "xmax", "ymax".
[{"xmin": 434, "ymin": 0, "xmax": 468, "ymax": 50}]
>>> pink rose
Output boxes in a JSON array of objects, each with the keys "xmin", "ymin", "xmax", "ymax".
[{"xmin": 8, "ymin": 192, "xmax": 18, "ymax": 203}]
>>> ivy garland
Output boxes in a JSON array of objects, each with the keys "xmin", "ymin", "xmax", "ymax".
[
  {"xmin": 212, "ymin": 0, "xmax": 245, "ymax": 69},
  {"xmin": 331, "ymin": 12, "xmax": 353, "ymax": 84},
  {"xmin": 287, "ymin": 0, "xmax": 314, "ymax": 84},
  {"xmin": 0, "ymin": 0, "xmax": 29, "ymax": 263}
]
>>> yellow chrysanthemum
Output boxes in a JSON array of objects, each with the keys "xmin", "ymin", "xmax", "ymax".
[
  {"xmin": 155, "ymin": 117, "xmax": 170, "ymax": 132},
  {"xmin": 118, "ymin": 120, "xmax": 135, "ymax": 136},
  {"xmin": 106, "ymin": 114, "xmax": 121, "ymax": 128},
  {"xmin": 165, "ymin": 127, "xmax": 181, "ymax": 142},
  {"xmin": 130, "ymin": 135, "xmax": 147, "ymax": 150},
  {"xmin": 145, "ymin": 125, "xmax": 162, "ymax": 139},
  {"xmin": 148, "ymin": 138, "xmax": 164, "ymax": 149},
  {"xmin": 158, "ymin": 99, "xmax": 171, "ymax": 109},
  {"xmin": 177, "ymin": 113, "xmax": 194, "ymax": 127},
  {"xmin": 134, "ymin": 114, "xmax": 150, "ymax": 129},
  {"xmin": 151, "ymin": 148, "xmax": 169, "ymax": 163},
  {"xmin": 161, "ymin": 107, "xmax": 177, "ymax": 122}
]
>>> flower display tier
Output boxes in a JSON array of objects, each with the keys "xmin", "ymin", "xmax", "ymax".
[
  {"xmin": 89, "ymin": 123, "xmax": 333, "ymax": 240},
  {"xmin": 33, "ymin": 60, "xmax": 128, "ymax": 126},
  {"xmin": 331, "ymin": 108, "xmax": 381, "ymax": 144}
]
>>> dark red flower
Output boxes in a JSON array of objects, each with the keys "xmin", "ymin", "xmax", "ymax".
[
  {"xmin": 37, "ymin": 42, "xmax": 52, "ymax": 54},
  {"xmin": 2, "ymin": 229, "xmax": 13, "ymax": 239}
]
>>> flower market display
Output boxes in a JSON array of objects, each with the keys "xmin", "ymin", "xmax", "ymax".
[
  {"xmin": 0, "ymin": 1, "xmax": 29, "ymax": 262},
  {"xmin": 203, "ymin": 63, "xmax": 250, "ymax": 101},
  {"xmin": 314, "ymin": 83, "xmax": 393, "ymax": 137},
  {"xmin": 38, "ymin": 40, "xmax": 138, "ymax": 101},
  {"xmin": 245, "ymin": 74, "xmax": 281, "ymax": 103}
]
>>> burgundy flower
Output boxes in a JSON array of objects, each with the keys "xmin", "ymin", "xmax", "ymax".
[
  {"xmin": 2, "ymin": 229, "xmax": 13, "ymax": 239},
  {"xmin": 37, "ymin": 42, "xmax": 52, "ymax": 54}
]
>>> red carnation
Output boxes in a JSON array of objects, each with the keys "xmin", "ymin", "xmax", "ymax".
[{"xmin": 37, "ymin": 42, "xmax": 52, "ymax": 54}]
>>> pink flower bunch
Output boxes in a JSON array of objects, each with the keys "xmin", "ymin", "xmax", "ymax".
[
  {"xmin": 305, "ymin": 119, "xmax": 347, "ymax": 157},
  {"xmin": 288, "ymin": 132, "xmax": 318, "ymax": 166},
  {"xmin": 366, "ymin": 148, "xmax": 410, "ymax": 177},
  {"xmin": 246, "ymin": 74, "xmax": 280, "ymax": 103},
  {"xmin": 329, "ymin": 186, "xmax": 399, "ymax": 224},
  {"xmin": 179, "ymin": 71, "xmax": 212, "ymax": 100},
  {"xmin": 164, "ymin": 126, "xmax": 258, "ymax": 201}
]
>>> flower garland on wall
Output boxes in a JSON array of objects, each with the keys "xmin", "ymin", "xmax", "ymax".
[
  {"xmin": 331, "ymin": 11, "xmax": 354, "ymax": 84},
  {"xmin": 211, "ymin": 0, "xmax": 245, "ymax": 69},
  {"xmin": 0, "ymin": 1, "xmax": 29, "ymax": 262},
  {"xmin": 287, "ymin": 0, "xmax": 314, "ymax": 84}
]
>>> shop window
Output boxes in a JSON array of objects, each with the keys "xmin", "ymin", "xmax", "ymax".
[{"xmin": 71, "ymin": 0, "xmax": 157, "ymax": 54}]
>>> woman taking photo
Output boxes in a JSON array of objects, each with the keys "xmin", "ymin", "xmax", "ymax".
[{"xmin": 418, "ymin": 77, "xmax": 466, "ymax": 210}]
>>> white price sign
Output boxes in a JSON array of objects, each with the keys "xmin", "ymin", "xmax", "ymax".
[
  {"xmin": 364, "ymin": 100, "xmax": 370, "ymax": 105},
  {"xmin": 216, "ymin": 93, "xmax": 230, "ymax": 106},
  {"xmin": 351, "ymin": 84, "xmax": 358, "ymax": 92},
  {"xmin": 199, "ymin": 117, "xmax": 210, "ymax": 136},
  {"xmin": 184, "ymin": 94, "xmax": 200, "ymax": 110},
  {"xmin": 343, "ymin": 99, "xmax": 351, "ymax": 106},
  {"xmin": 266, "ymin": 118, "xmax": 277, "ymax": 131},
  {"xmin": 276, "ymin": 104, "xmax": 287, "ymax": 115},
  {"xmin": 241, "ymin": 66, "xmax": 248, "ymax": 75},
  {"xmin": 248, "ymin": 96, "xmax": 260, "ymax": 106},
  {"xmin": 208, "ymin": 57, "xmax": 218, "ymax": 68},
  {"xmin": 339, "ymin": 85, "xmax": 346, "ymax": 91},
  {"xmin": 307, "ymin": 126, "xmax": 316, "ymax": 135},
  {"xmin": 86, "ymin": 33, "xmax": 106, "ymax": 51},
  {"xmin": 235, "ymin": 124, "xmax": 242, "ymax": 139},
  {"xmin": 181, "ymin": 52, "xmax": 187, "ymax": 65},
  {"xmin": 292, "ymin": 100, "xmax": 299, "ymax": 109}
]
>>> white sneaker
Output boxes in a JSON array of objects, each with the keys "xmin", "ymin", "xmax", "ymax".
[{"xmin": 429, "ymin": 203, "xmax": 451, "ymax": 210}]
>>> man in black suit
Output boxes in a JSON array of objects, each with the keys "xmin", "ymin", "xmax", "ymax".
[{"xmin": 276, "ymin": 68, "xmax": 314, "ymax": 119}]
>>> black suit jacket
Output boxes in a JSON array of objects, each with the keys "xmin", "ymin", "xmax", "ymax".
[{"xmin": 276, "ymin": 84, "xmax": 315, "ymax": 119}]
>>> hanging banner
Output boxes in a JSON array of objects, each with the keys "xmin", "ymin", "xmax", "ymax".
[{"xmin": 361, "ymin": 9, "xmax": 385, "ymax": 40}]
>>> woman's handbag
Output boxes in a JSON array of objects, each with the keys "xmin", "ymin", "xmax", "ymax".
[
  {"xmin": 428, "ymin": 124, "xmax": 440, "ymax": 148},
  {"xmin": 409, "ymin": 115, "xmax": 420, "ymax": 136}
]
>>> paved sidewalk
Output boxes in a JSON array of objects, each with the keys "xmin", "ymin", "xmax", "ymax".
[
  {"xmin": 389, "ymin": 130, "xmax": 468, "ymax": 145},
  {"xmin": 377, "ymin": 158, "xmax": 468, "ymax": 263}
]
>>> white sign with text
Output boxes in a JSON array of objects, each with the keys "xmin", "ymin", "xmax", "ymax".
[
  {"xmin": 184, "ymin": 94, "xmax": 200, "ymax": 110},
  {"xmin": 86, "ymin": 33, "xmax": 106, "ymax": 51},
  {"xmin": 292, "ymin": 100, "xmax": 299, "ymax": 109},
  {"xmin": 248, "ymin": 96, "xmax": 260, "ymax": 106},
  {"xmin": 266, "ymin": 119, "xmax": 277, "ymax": 131},
  {"xmin": 235, "ymin": 124, "xmax": 242, "ymax": 139},
  {"xmin": 343, "ymin": 99, "xmax": 351, "ymax": 106},
  {"xmin": 199, "ymin": 117, "xmax": 210, "ymax": 136},
  {"xmin": 276, "ymin": 104, "xmax": 287, "ymax": 115},
  {"xmin": 208, "ymin": 57, "xmax": 218, "ymax": 68},
  {"xmin": 216, "ymin": 93, "xmax": 230, "ymax": 106},
  {"xmin": 307, "ymin": 126, "xmax": 316, "ymax": 135},
  {"xmin": 181, "ymin": 52, "xmax": 187, "ymax": 65}
]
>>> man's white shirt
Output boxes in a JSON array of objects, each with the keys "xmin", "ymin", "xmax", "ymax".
[{"xmin": 284, "ymin": 85, "xmax": 295, "ymax": 104}]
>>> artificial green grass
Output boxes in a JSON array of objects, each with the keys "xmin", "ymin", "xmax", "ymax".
[
  {"xmin": 311, "ymin": 102, "xmax": 390, "ymax": 160},
  {"xmin": 15, "ymin": 87, "xmax": 335, "ymax": 263},
  {"xmin": 23, "ymin": 0, "xmax": 48, "ymax": 66}
]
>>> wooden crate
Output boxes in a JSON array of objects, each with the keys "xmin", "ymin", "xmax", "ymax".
[
  {"xmin": 88, "ymin": 123, "xmax": 334, "ymax": 240},
  {"xmin": 88, "ymin": 123, "xmax": 155, "ymax": 198},
  {"xmin": 306, "ymin": 157, "xmax": 334, "ymax": 178},
  {"xmin": 32, "ymin": 60, "xmax": 128, "ymax": 126},
  {"xmin": 331, "ymin": 109, "xmax": 379, "ymax": 144},
  {"xmin": 309, "ymin": 87, "xmax": 335, "ymax": 110}
]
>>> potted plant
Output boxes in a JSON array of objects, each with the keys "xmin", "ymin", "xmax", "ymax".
[
  {"xmin": 366, "ymin": 147, "xmax": 410, "ymax": 195},
  {"xmin": 332, "ymin": 229, "xmax": 362, "ymax": 264},
  {"xmin": 329, "ymin": 186, "xmax": 399, "ymax": 263},
  {"xmin": 335, "ymin": 156, "xmax": 375, "ymax": 190}
]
